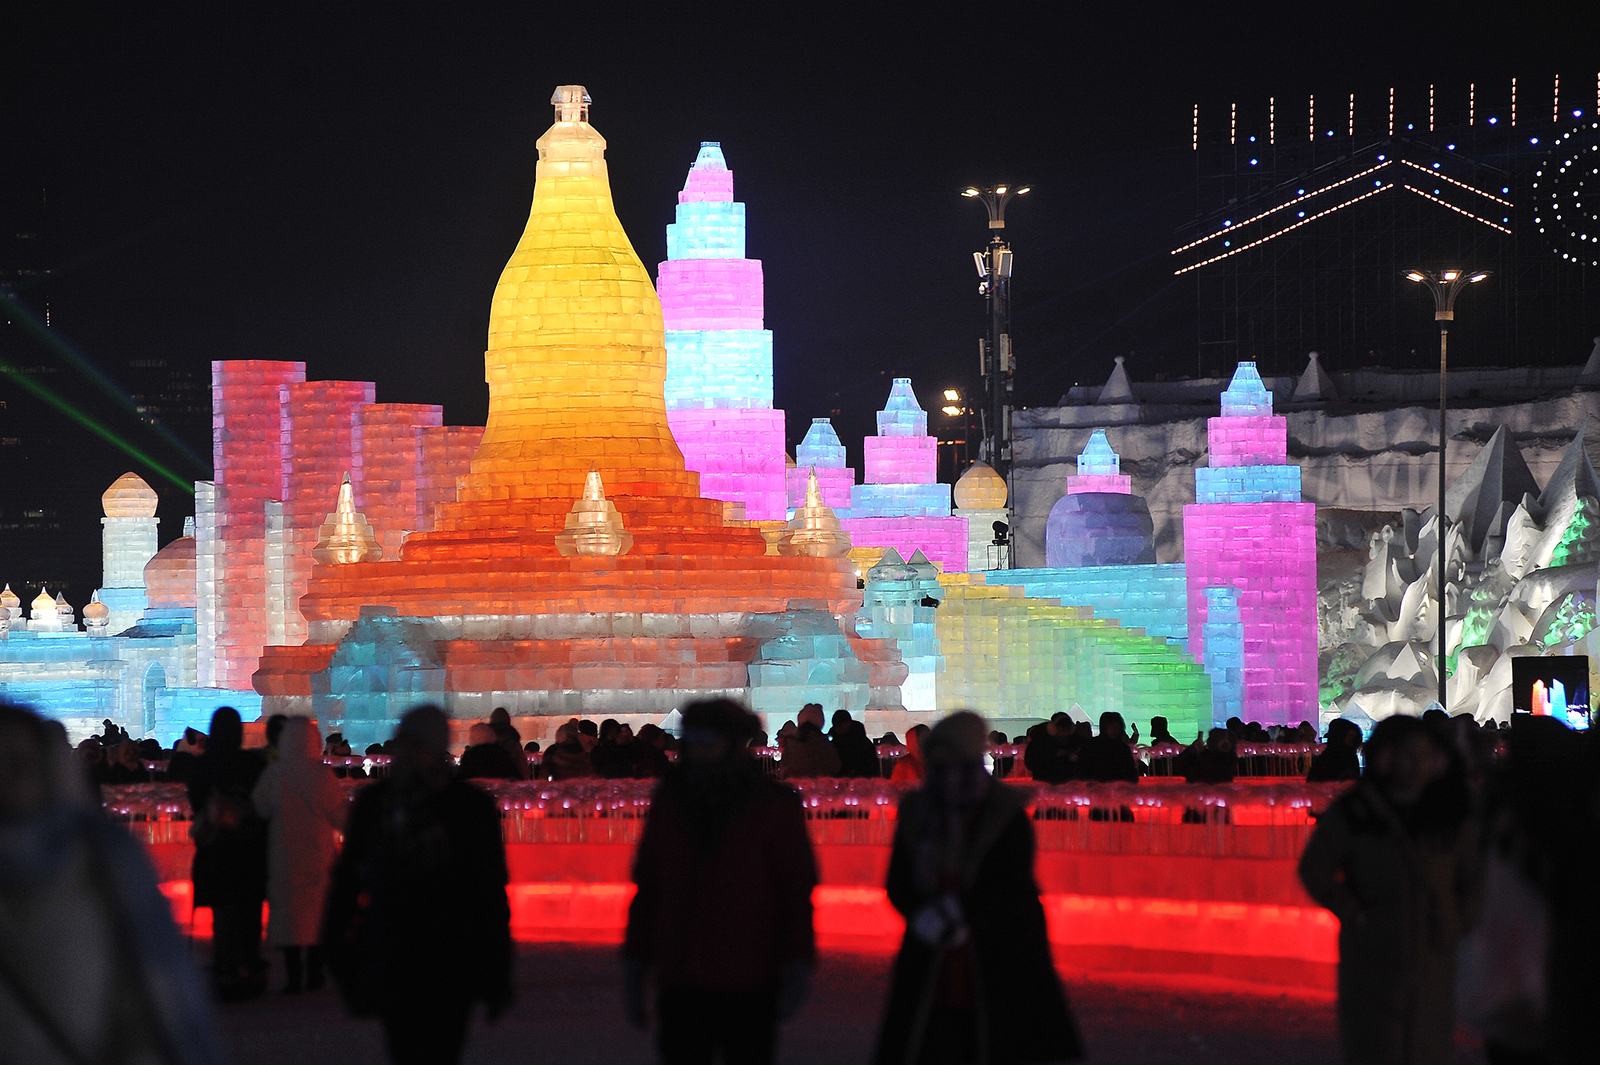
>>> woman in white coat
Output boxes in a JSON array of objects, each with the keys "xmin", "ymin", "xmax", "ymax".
[{"xmin": 251, "ymin": 716, "xmax": 348, "ymax": 993}]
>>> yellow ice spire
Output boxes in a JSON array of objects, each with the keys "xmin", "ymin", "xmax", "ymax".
[
  {"xmin": 554, "ymin": 469, "xmax": 633, "ymax": 557},
  {"xmin": 466, "ymin": 84, "xmax": 685, "ymax": 503},
  {"xmin": 778, "ymin": 469, "xmax": 853, "ymax": 558}
]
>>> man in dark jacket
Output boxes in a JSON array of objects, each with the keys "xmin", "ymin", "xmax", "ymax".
[
  {"xmin": 1075, "ymin": 712, "xmax": 1142, "ymax": 783},
  {"xmin": 323, "ymin": 706, "xmax": 512, "ymax": 1065},
  {"xmin": 624, "ymin": 699, "xmax": 817, "ymax": 1065},
  {"xmin": 830, "ymin": 712, "xmax": 881, "ymax": 778}
]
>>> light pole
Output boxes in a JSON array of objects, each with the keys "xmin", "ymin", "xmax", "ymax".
[
  {"xmin": 1404, "ymin": 267, "xmax": 1489, "ymax": 712},
  {"xmin": 963, "ymin": 184, "xmax": 1030, "ymax": 489},
  {"xmin": 940, "ymin": 388, "xmax": 970, "ymax": 479}
]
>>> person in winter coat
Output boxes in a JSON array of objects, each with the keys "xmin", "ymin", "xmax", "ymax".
[
  {"xmin": 322, "ymin": 706, "xmax": 512, "ymax": 1065},
  {"xmin": 778, "ymin": 704, "xmax": 842, "ymax": 779},
  {"xmin": 624, "ymin": 699, "xmax": 817, "ymax": 1065},
  {"xmin": 251, "ymin": 717, "xmax": 348, "ymax": 994},
  {"xmin": 1299, "ymin": 714, "xmax": 1480, "ymax": 1065},
  {"xmin": 0, "ymin": 704, "xmax": 225, "ymax": 1065},
  {"xmin": 1074, "ymin": 712, "xmax": 1142, "ymax": 783},
  {"xmin": 875, "ymin": 711, "xmax": 1082, "ymax": 1065},
  {"xmin": 187, "ymin": 705, "xmax": 269, "ymax": 1001}
]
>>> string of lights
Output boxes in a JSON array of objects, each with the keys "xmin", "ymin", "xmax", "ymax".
[
  {"xmin": 1399, "ymin": 185, "xmax": 1513, "ymax": 234},
  {"xmin": 1175, "ymin": 183, "xmax": 1394, "ymax": 275},
  {"xmin": 1170, "ymin": 161, "xmax": 1394, "ymax": 256},
  {"xmin": 1397, "ymin": 160, "xmax": 1514, "ymax": 206}
]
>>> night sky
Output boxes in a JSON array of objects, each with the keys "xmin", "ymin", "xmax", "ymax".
[{"xmin": 2, "ymin": 3, "xmax": 1596, "ymax": 594}]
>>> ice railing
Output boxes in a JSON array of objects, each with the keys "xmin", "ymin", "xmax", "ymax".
[{"xmin": 105, "ymin": 777, "xmax": 1348, "ymax": 858}]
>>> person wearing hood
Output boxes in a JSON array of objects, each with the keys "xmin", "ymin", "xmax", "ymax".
[
  {"xmin": 624, "ymin": 699, "xmax": 818, "ymax": 1064},
  {"xmin": 322, "ymin": 705, "xmax": 512, "ymax": 1065},
  {"xmin": 187, "ymin": 705, "xmax": 269, "ymax": 1001},
  {"xmin": 875, "ymin": 711, "xmax": 1082, "ymax": 1065},
  {"xmin": 1299, "ymin": 713, "xmax": 1479, "ymax": 1065},
  {"xmin": 0, "ymin": 704, "xmax": 224, "ymax": 1065},
  {"xmin": 251, "ymin": 716, "xmax": 348, "ymax": 994}
]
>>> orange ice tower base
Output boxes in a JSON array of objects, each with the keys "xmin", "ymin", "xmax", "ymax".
[{"xmin": 256, "ymin": 87, "xmax": 867, "ymax": 739}]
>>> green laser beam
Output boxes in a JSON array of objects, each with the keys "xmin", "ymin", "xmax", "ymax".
[
  {"xmin": 0, "ymin": 360, "xmax": 194, "ymax": 494},
  {"xmin": 0, "ymin": 290, "xmax": 208, "ymax": 472}
]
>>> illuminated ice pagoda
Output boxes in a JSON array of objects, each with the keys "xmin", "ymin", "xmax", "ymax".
[
  {"xmin": 1183, "ymin": 362, "xmax": 1318, "ymax": 725},
  {"xmin": 657, "ymin": 143, "xmax": 787, "ymax": 520}
]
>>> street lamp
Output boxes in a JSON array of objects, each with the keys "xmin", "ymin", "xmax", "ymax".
[
  {"xmin": 964, "ymin": 183, "xmax": 1030, "ymax": 508},
  {"xmin": 939, "ymin": 388, "xmax": 970, "ymax": 479},
  {"xmin": 1404, "ymin": 267, "xmax": 1490, "ymax": 712}
]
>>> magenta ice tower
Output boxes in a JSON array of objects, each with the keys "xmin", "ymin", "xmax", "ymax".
[
  {"xmin": 1183, "ymin": 362, "xmax": 1317, "ymax": 726},
  {"xmin": 656, "ymin": 143, "xmax": 787, "ymax": 519}
]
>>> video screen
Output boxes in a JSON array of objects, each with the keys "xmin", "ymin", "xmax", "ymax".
[{"xmin": 1511, "ymin": 655, "xmax": 1592, "ymax": 730}]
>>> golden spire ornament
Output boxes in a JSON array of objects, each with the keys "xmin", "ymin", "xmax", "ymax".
[
  {"xmin": 312, "ymin": 474, "xmax": 383, "ymax": 565},
  {"xmin": 554, "ymin": 469, "xmax": 632, "ymax": 557},
  {"xmin": 777, "ymin": 468, "xmax": 852, "ymax": 558}
]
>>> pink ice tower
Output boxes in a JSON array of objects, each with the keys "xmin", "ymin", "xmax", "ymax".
[
  {"xmin": 1065, "ymin": 429, "xmax": 1132, "ymax": 495},
  {"xmin": 656, "ymin": 143, "xmax": 787, "ymax": 519},
  {"xmin": 838, "ymin": 379, "xmax": 967, "ymax": 573},
  {"xmin": 1182, "ymin": 362, "xmax": 1317, "ymax": 726},
  {"xmin": 787, "ymin": 418, "xmax": 857, "ymax": 511}
]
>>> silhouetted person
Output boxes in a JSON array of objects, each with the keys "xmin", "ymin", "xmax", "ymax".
[
  {"xmin": 832, "ymin": 713, "xmax": 881, "ymax": 778},
  {"xmin": 487, "ymin": 707, "xmax": 526, "ymax": 778},
  {"xmin": 166, "ymin": 728, "xmax": 206, "ymax": 783},
  {"xmin": 324, "ymin": 706, "xmax": 512, "ymax": 1065},
  {"xmin": 187, "ymin": 705, "xmax": 269, "ymax": 1001},
  {"xmin": 592, "ymin": 718, "xmax": 638, "ymax": 779},
  {"xmin": 779, "ymin": 704, "xmax": 841, "ymax": 779},
  {"xmin": 458, "ymin": 723, "xmax": 523, "ymax": 781},
  {"xmin": 1307, "ymin": 719, "xmax": 1364, "ymax": 782},
  {"xmin": 1175, "ymin": 728, "xmax": 1238, "ymax": 784},
  {"xmin": 875, "ymin": 712, "xmax": 1082, "ymax": 1065},
  {"xmin": 1023, "ymin": 713, "xmax": 1079, "ymax": 783},
  {"xmin": 1075, "ymin": 712, "xmax": 1141, "ymax": 783},
  {"xmin": 252, "ymin": 717, "xmax": 347, "ymax": 994},
  {"xmin": 541, "ymin": 721, "xmax": 594, "ymax": 780},
  {"xmin": 0, "ymin": 705, "xmax": 225, "ymax": 1065},
  {"xmin": 1147, "ymin": 715, "xmax": 1177, "ymax": 746},
  {"xmin": 624, "ymin": 699, "xmax": 816, "ymax": 1065},
  {"xmin": 631, "ymin": 723, "xmax": 671, "ymax": 779},
  {"xmin": 1300, "ymin": 714, "xmax": 1478, "ymax": 1065},
  {"xmin": 891, "ymin": 723, "xmax": 931, "ymax": 785}
]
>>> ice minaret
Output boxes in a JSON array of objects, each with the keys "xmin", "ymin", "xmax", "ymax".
[
  {"xmin": 1183, "ymin": 362, "xmax": 1317, "ymax": 725},
  {"xmin": 657, "ymin": 143, "xmax": 787, "ymax": 519},
  {"xmin": 98, "ymin": 472, "xmax": 159, "ymax": 634}
]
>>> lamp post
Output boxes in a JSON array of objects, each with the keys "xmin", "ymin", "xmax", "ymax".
[
  {"xmin": 940, "ymin": 388, "xmax": 970, "ymax": 479},
  {"xmin": 1404, "ymin": 267, "xmax": 1489, "ymax": 712},
  {"xmin": 963, "ymin": 184, "xmax": 1030, "ymax": 489}
]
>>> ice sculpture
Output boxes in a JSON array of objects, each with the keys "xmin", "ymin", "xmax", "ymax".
[
  {"xmin": 786, "ymin": 418, "xmax": 856, "ymax": 510},
  {"xmin": 1184, "ymin": 362, "xmax": 1318, "ymax": 726},
  {"xmin": 255, "ymin": 86, "xmax": 862, "ymax": 738},
  {"xmin": 854, "ymin": 548, "xmax": 945, "ymax": 712},
  {"xmin": 658, "ymin": 143, "xmax": 786, "ymax": 520},
  {"xmin": 311, "ymin": 475, "xmax": 382, "ymax": 564},
  {"xmin": 777, "ymin": 469, "xmax": 852, "ymax": 558},
  {"xmin": 953, "ymin": 461, "xmax": 1009, "ymax": 572},
  {"xmin": 83, "ymin": 592, "xmax": 110, "ymax": 636},
  {"xmin": 836, "ymin": 379, "xmax": 968, "ymax": 573},
  {"xmin": 1045, "ymin": 431, "xmax": 1156, "ymax": 568},
  {"xmin": 554, "ymin": 470, "xmax": 632, "ymax": 557},
  {"xmin": 97, "ymin": 472, "xmax": 160, "ymax": 634}
]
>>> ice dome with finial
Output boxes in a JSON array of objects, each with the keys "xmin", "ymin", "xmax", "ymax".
[
  {"xmin": 30, "ymin": 589, "xmax": 54, "ymax": 616},
  {"xmin": 0, "ymin": 585, "xmax": 18, "ymax": 612},
  {"xmin": 83, "ymin": 592, "xmax": 109, "ymax": 623},
  {"xmin": 954, "ymin": 461, "xmax": 1007, "ymax": 510},
  {"xmin": 102, "ymin": 472, "xmax": 158, "ymax": 518}
]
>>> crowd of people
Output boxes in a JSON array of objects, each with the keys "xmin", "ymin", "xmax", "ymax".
[{"xmin": 1, "ymin": 697, "xmax": 1595, "ymax": 1064}]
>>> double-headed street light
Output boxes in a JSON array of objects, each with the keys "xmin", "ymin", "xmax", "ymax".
[
  {"xmin": 1404, "ymin": 267, "xmax": 1489, "ymax": 712},
  {"xmin": 963, "ymin": 183, "xmax": 1030, "ymax": 496}
]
